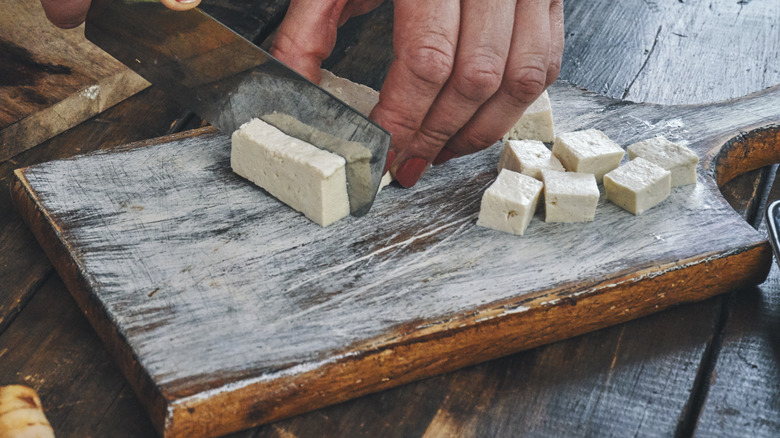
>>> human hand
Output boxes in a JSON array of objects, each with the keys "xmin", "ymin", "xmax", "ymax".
[
  {"xmin": 271, "ymin": 0, "xmax": 564, "ymax": 187},
  {"xmin": 39, "ymin": 0, "xmax": 200, "ymax": 29}
]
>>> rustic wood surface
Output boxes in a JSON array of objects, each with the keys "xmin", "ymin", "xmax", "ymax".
[{"xmin": 1, "ymin": 0, "xmax": 779, "ymax": 437}]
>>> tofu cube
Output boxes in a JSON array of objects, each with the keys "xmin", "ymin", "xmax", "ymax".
[
  {"xmin": 477, "ymin": 170, "xmax": 543, "ymax": 235},
  {"xmin": 552, "ymin": 129, "xmax": 625, "ymax": 181},
  {"xmin": 319, "ymin": 69, "xmax": 379, "ymax": 116},
  {"xmin": 541, "ymin": 170, "xmax": 600, "ymax": 223},
  {"xmin": 627, "ymin": 136, "xmax": 698, "ymax": 187},
  {"xmin": 604, "ymin": 157, "xmax": 671, "ymax": 215},
  {"xmin": 497, "ymin": 140, "xmax": 565, "ymax": 180},
  {"xmin": 231, "ymin": 118, "xmax": 350, "ymax": 227},
  {"xmin": 503, "ymin": 90, "xmax": 555, "ymax": 143}
]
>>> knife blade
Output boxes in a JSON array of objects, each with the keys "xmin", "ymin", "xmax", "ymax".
[{"xmin": 84, "ymin": 0, "xmax": 390, "ymax": 217}]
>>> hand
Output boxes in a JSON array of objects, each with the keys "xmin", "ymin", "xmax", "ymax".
[
  {"xmin": 271, "ymin": 0, "xmax": 564, "ymax": 187},
  {"xmin": 39, "ymin": 0, "xmax": 200, "ymax": 29}
]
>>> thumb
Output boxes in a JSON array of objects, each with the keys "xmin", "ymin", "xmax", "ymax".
[
  {"xmin": 159, "ymin": 0, "xmax": 201, "ymax": 12},
  {"xmin": 270, "ymin": 0, "xmax": 348, "ymax": 83},
  {"xmin": 40, "ymin": 0, "xmax": 200, "ymax": 29},
  {"xmin": 39, "ymin": 0, "xmax": 91, "ymax": 28}
]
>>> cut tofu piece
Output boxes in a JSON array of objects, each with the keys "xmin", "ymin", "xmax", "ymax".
[
  {"xmin": 231, "ymin": 118, "xmax": 350, "ymax": 226},
  {"xmin": 497, "ymin": 139, "xmax": 565, "ymax": 180},
  {"xmin": 502, "ymin": 90, "xmax": 555, "ymax": 143},
  {"xmin": 320, "ymin": 69, "xmax": 379, "ymax": 116},
  {"xmin": 541, "ymin": 170, "xmax": 600, "ymax": 223},
  {"xmin": 377, "ymin": 172, "xmax": 394, "ymax": 194},
  {"xmin": 627, "ymin": 136, "xmax": 698, "ymax": 187},
  {"xmin": 604, "ymin": 157, "xmax": 671, "ymax": 215},
  {"xmin": 477, "ymin": 170, "xmax": 543, "ymax": 235},
  {"xmin": 552, "ymin": 129, "xmax": 625, "ymax": 181}
]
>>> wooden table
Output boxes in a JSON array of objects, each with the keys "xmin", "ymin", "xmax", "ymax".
[{"xmin": 2, "ymin": 0, "xmax": 779, "ymax": 437}]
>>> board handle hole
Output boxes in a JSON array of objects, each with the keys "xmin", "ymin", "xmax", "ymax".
[{"xmin": 714, "ymin": 124, "xmax": 780, "ymax": 188}]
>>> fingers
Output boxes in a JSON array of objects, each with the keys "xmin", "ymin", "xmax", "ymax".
[
  {"xmin": 548, "ymin": 0, "xmax": 564, "ymax": 86},
  {"xmin": 39, "ymin": 0, "xmax": 91, "ymax": 28},
  {"xmin": 159, "ymin": 0, "xmax": 201, "ymax": 12},
  {"xmin": 436, "ymin": 0, "xmax": 555, "ymax": 162},
  {"xmin": 404, "ymin": 0, "xmax": 515, "ymax": 181},
  {"xmin": 369, "ymin": 0, "xmax": 461, "ymax": 187},
  {"xmin": 270, "ymin": 0, "xmax": 349, "ymax": 83}
]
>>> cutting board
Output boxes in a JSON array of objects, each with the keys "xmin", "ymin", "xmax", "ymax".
[
  {"xmin": 11, "ymin": 81, "xmax": 780, "ymax": 438},
  {"xmin": 0, "ymin": 0, "xmax": 150, "ymax": 162}
]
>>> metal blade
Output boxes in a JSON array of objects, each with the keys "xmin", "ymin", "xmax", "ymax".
[{"xmin": 85, "ymin": 0, "xmax": 390, "ymax": 217}]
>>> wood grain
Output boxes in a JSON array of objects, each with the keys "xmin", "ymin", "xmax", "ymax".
[
  {"xmin": 560, "ymin": 0, "xmax": 780, "ymax": 105},
  {"xmin": 11, "ymin": 81, "xmax": 779, "ymax": 437},
  {"xmin": 0, "ymin": 0, "xmax": 149, "ymax": 162}
]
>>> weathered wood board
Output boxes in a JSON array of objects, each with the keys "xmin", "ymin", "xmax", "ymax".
[{"xmin": 11, "ymin": 81, "xmax": 780, "ymax": 438}]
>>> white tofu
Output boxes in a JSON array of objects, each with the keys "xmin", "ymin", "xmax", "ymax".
[
  {"xmin": 627, "ymin": 136, "xmax": 698, "ymax": 187},
  {"xmin": 604, "ymin": 157, "xmax": 671, "ymax": 215},
  {"xmin": 502, "ymin": 90, "xmax": 555, "ymax": 143},
  {"xmin": 497, "ymin": 139, "xmax": 565, "ymax": 180},
  {"xmin": 231, "ymin": 118, "xmax": 350, "ymax": 226},
  {"xmin": 377, "ymin": 172, "xmax": 394, "ymax": 194},
  {"xmin": 477, "ymin": 170, "xmax": 543, "ymax": 235},
  {"xmin": 541, "ymin": 170, "xmax": 600, "ymax": 223},
  {"xmin": 552, "ymin": 129, "xmax": 625, "ymax": 181},
  {"xmin": 320, "ymin": 69, "xmax": 379, "ymax": 116}
]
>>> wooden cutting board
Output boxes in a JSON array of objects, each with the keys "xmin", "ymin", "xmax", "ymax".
[{"xmin": 11, "ymin": 81, "xmax": 780, "ymax": 438}]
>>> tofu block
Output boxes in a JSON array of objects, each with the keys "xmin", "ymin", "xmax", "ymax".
[
  {"xmin": 503, "ymin": 90, "xmax": 555, "ymax": 143},
  {"xmin": 477, "ymin": 170, "xmax": 543, "ymax": 235},
  {"xmin": 541, "ymin": 170, "xmax": 600, "ymax": 223},
  {"xmin": 604, "ymin": 157, "xmax": 671, "ymax": 215},
  {"xmin": 552, "ymin": 129, "xmax": 625, "ymax": 181},
  {"xmin": 231, "ymin": 118, "xmax": 350, "ymax": 226},
  {"xmin": 497, "ymin": 139, "xmax": 565, "ymax": 180},
  {"xmin": 320, "ymin": 69, "xmax": 379, "ymax": 116},
  {"xmin": 319, "ymin": 70, "xmax": 394, "ymax": 197},
  {"xmin": 627, "ymin": 136, "xmax": 698, "ymax": 187}
]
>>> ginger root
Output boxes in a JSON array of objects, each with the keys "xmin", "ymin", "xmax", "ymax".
[{"xmin": 0, "ymin": 385, "xmax": 54, "ymax": 438}]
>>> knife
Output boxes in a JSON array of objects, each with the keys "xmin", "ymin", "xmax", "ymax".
[{"xmin": 84, "ymin": 0, "xmax": 390, "ymax": 217}]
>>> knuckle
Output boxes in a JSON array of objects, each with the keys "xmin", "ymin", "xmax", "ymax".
[
  {"xmin": 374, "ymin": 105, "xmax": 419, "ymax": 137},
  {"xmin": 546, "ymin": 59, "xmax": 562, "ymax": 86},
  {"xmin": 452, "ymin": 55, "xmax": 505, "ymax": 103},
  {"xmin": 402, "ymin": 32, "xmax": 456, "ymax": 87},
  {"xmin": 460, "ymin": 129, "xmax": 501, "ymax": 153},
  {"xmin": 417, "ymin": 124, "xmax": 453, "ymax": 151},
  {"xmin": 504, "ymin": 61, "xmax": 548, "ymax": 105}
]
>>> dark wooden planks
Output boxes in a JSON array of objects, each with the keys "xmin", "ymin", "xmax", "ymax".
[
  {"xmin": 0, "ymin": 274, "xmax": 158, "ymax": 437},
  {"xmin": 0, "ymin": 0, "xmax": 150, "ymax": 161},
  {"xmin": 692, "ymin": 165, "xmax": 780, "ymax": 437},
  {"xmin": 561, "ymin": 0, "xmax": 780, "ymax": 105}
]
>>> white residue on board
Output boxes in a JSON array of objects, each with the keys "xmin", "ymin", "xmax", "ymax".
[{"xmin": 80, "ymin": 85, "xmax": 100, "ymax": 100}]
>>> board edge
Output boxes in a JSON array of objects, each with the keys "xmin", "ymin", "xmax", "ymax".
[{"xmin": 10, "ymin": 169, "xmax": 172, "ymax": 437}]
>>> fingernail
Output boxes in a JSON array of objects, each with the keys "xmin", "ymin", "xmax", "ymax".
[
  {"xmin": 176, "ymin": 0, "xmax": 199, "ymax": 3},
  {"xmin": 433, "ymin": 149, "xmax": 458, "ymax": 165},
  {"xmin": 384, "ymin": 150, "xmax": 396, "ymax": 175},
  {"xmin": 395, "ymin": 157, "xmax": 429, "ymax": 188}
]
